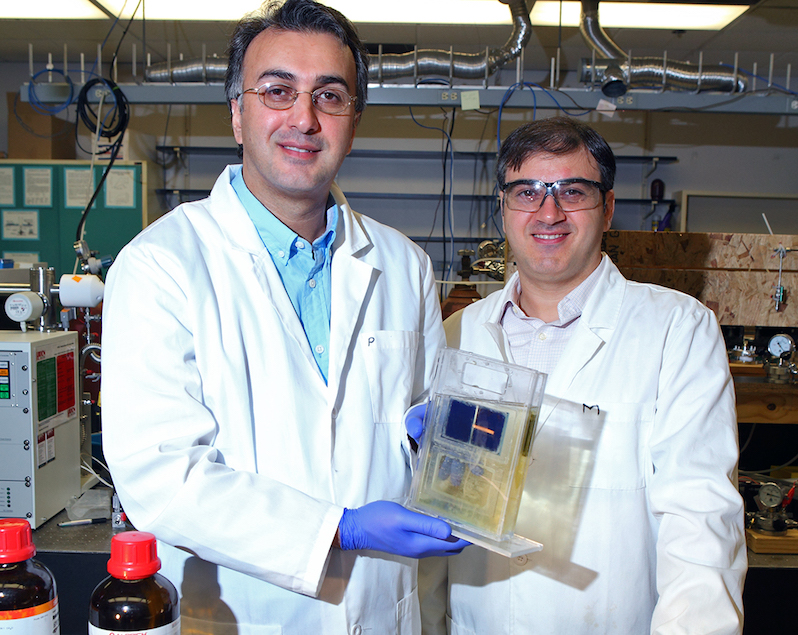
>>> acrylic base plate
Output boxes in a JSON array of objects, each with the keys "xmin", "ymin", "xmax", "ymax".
[{"xmin": 451, "ymin": 527, "xmax": 543, "ymax": 558}]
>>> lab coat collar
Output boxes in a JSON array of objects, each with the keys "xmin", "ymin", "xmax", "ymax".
[
  {"xmin": 206, "ymin": 167, "xmax": 377, "ymax": 394},
  {"xmin": 330, "ymin": 182, "xmax": 372, "ymax": 257},
  {"xmin": 209, "ymin": 166, "xmax": 371, "ymax": 259},
  {"xmin": 483, "ymin": 254, "xmax": 625, "ymax": 338}
]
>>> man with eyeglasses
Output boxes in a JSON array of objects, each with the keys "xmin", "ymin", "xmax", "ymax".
[
  {"xmin": 101, "ymin": 1, "xmax": 467, "ymax": 633},
  {"xmin": 420, "ymin": 117, "xmax": 746, "ymax": 634}
]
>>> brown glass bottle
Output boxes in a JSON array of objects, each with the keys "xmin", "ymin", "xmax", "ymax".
[
  {"xmin": 0, "ymin": 518, "xmax": 60, "ymax": 635},
  {"xmin": 89, "ymin": 531, "xmax": 180, "ymax": 634}
]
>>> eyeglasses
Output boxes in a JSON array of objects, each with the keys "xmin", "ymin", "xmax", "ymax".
[
  {"xmin": 500, "ymin": 178, "xmax": 605, "ymax": 213},
  {"xmin": 239, "ymin": 82, "xmax": 356, "ymax": 115}
]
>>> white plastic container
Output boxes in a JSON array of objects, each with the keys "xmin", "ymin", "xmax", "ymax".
[{"xmin": 407, "ymin": 347, "xmax": 547, "ymax": 556}]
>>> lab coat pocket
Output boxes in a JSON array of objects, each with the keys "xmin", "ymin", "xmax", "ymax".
[
  {"xmin": 361, "ymin": 330, "xmax": 420, "ymax": 424},
  {"xmin": 583, "ymin": 401, "xmax": 654, "ymax": 490},
  {"xmin": 395, "ymin": 586, "xmax": 422, "ymax": 635}
]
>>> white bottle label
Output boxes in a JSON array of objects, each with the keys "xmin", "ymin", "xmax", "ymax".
[
  {"xmin": 88, "ymin": 616, "xmax": 180, "ymax": 635},
  {"xmin": 0, "ymin": 598, "xmax": 59, "ymax": 635}
]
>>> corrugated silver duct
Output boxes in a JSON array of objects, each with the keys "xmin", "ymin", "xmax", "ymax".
[
  {"xmin": 145, "ymin": 57, "xmax": 227, "ymax": 83},
  {"xmin": 143, "ymin": 0, "xmax": 532, "ymax": 84},
  {"xmin": 579, "ymin": 0, "xmax": 624, "ymax": 60},
  {"xmin": 580, "ymin": 58, "xmax": 747, "ymax": 94},
  {"xmin": 578, "ymin": 0, "xmax": 746, "ymax": 96},
  {"xmin": 369, "ymin": 0, "xmax": 532, "ymax": 81}
]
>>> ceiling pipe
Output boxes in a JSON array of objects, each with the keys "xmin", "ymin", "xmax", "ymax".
[
  {"xmin": 369, "ymin": 0, "xmax": 532, "ymax": 81},
  {"xmin": 578, "ymin": 0, "xmax": 746, "ymax": 96},
  {"xmin": 144, "ymin": 0, "xmax": 532, "ymax": 84}
]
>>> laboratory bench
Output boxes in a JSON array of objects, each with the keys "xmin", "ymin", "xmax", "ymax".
[{"xmin": 26, "ymin": 508, "xmax": 798, "ymax": 635}]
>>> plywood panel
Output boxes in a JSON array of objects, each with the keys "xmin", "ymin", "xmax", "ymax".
[{"xmin": 504, "ymin": 231, "xmax": 798, "ymax": 326}]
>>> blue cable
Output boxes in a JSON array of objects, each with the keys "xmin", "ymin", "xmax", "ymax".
[{"xmin": 27, "ymin": 68, "xmax": 74, "ymax": 115}]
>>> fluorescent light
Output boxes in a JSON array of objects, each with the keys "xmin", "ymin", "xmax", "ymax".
[
  {"xmin": 328, "ymin": 0, "xmax": 510, "ymax": 24},
  {"xmin": 4, "ymin": 0, "xmax": 107, "ymax": 19},
  {"xmin": 528, "ymin": 2, "xmax": 748, "ymax": 30},
  {"xmin": 97, "ymin": 0, "xmax": 261, "ymax": 21},
  {"xmin": 5, "ymin": 0, "xmax": 749, "ymax": 30}
]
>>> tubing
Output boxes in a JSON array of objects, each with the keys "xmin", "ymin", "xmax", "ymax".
[
  {"xmin": 578, "ymin": 0, "xmax": 746, "ymax": 95},
  {"xmin": 144, "ymin": 0, "xmax": 532, "ymax": 84}
]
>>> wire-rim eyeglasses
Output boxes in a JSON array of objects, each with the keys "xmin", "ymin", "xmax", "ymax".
[{"xmin": 238, "ymin": 82, "xmax": 356, "ymax": 115}]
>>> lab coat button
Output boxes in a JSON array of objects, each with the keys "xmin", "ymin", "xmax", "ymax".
[
  {"xmin": 515, "ymin": 554, "xmax": 528, "ymax": 566},
  {"xmin": 351, "ymin": 626, "xmax": 362, "ymax": 635}
]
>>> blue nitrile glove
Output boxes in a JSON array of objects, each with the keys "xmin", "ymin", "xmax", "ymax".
[
  {"xmin": 338, "ymin": 501, "xmax": 470, "ymax": 558},
  {"xmin": 404, "ymin": 402, "xmax": 427, "ymax": 447}
]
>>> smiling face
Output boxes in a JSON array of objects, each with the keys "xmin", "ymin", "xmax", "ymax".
[
  {"xmin": 231, "ymin": 28, "xmax": 359, "ymax": 215},
  {"xmin": 501, "ymin": 148, "xmax": 614, "ymax": 300}
]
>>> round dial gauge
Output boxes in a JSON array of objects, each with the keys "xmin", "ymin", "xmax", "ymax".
[
  {"xmin": 767, "ymin": 333, "xmax": 795, "ymax": 358},
  {"xmin": 758, "ymin": 482, "xmax": 784, "ymax": 509}
]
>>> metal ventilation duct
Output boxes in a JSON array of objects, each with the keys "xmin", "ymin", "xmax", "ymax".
[
  {"xmin": 369, "ymin": 0, "xmax": 532, "ymax": 81},
  {"xmin": 144, "ymin": 0, "xmax": 532, "ymax": 84},
  {"xmin": 578, "ymin": 0, "xmax": 746, "ymax": 96}
]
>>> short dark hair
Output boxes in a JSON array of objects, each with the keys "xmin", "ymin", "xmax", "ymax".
[
  {"xmin": 225, "ymin": 0, "xmax": 369, "ymax": 114},
  {"xmin": 497, "ymin": 117, "xmax": 616, "ymax": 191}
]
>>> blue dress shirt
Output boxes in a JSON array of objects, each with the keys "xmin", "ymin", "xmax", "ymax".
[{"xmin": 231, "ymin": 168, "xmax": 335, "ymax": 383}]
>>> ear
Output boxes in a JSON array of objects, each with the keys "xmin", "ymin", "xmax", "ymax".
[
  {"xmin": 231, "ymin": 98, "xmax": 244, "ymax": 145},
  {"xmin": 602, "ymin": 190, "xmax": 615, "ymax": 231}
]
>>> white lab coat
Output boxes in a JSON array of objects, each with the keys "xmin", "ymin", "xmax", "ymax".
[
  {"xmin": 420, "ymin": 256, "xmax": 747, "ymax": 634},
  {"xmin": 101, "ymin": 166, "xmax": 445, "ymax": 635}
]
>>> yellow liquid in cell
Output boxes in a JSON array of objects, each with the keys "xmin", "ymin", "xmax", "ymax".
[{"xmin": 414, "ymin": 397, "xmax": 537, "ymax": 540}]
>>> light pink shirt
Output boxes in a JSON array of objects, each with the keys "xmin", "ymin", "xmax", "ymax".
[{"xmin": 499, "ymin": 256, "xmax": 607, "ymax": 375}]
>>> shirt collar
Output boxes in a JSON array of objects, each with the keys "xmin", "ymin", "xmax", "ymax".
[
  {"xmin": 501, "ymin": 255, "xmax": 607, "ymax": 325},
  {"xmin": 231, "ymin": 168, "xmax": 337, "ymax": 262}
]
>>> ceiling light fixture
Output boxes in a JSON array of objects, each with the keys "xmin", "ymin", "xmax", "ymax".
[{"xmin": 6, "ymin": 0, "xmax": 749, "ymax": 30}]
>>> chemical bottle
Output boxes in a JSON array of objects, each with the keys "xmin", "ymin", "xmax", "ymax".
[
  {"xmin": 89, "ymin": 531, "xmax": 180, "ymax": 635},
  {"xmin": 0, "ymin": 518, "xmax": 60, "ymax": 635}
]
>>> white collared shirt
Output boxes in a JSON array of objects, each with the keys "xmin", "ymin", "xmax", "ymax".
[{"xmin": 499, "ymin": 256, "xmax": 607, "ymax": 374}]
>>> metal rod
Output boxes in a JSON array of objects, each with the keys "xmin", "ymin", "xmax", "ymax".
[
  {"xmin": 768, "ymin": 53, "xmax": 774, "ymax": 89},
  {"xmin": 556, "ymin": 47, "xmax": 561, "ymax": 87},
  {"xmin": 696, "ymin": 51, "xmax": 703, "ymax": 93}
]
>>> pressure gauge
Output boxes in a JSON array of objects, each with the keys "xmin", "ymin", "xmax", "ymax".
[
  {"xmin": 758, "ymin": 482, "xmax": 784, "ymax": 510},
  {"xmin": 4, "ymin": 291, "xmax": 45, "ymax": 323},
  {"xmin": 767, "ymin": 333, "xmax": 795, "ymax": 359}
]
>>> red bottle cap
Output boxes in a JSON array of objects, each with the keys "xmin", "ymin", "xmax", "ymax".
[
  {"xmin": 107, "ymin": 531, "xmax": 161, "ymax": 580},
  {"xmin": 0, "ymin": 518, "xmax": 36, "ymax": 563}
]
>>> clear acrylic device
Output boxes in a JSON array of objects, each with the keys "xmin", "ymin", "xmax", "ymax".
[{"xmin": 407, "ymin": 347, "xmax": 547, "ymax": 557}]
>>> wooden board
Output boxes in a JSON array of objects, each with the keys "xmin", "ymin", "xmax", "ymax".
[
  {"xmin": 505, "ymin": 230, "xmax": 798, "ymax": 326},
  {"xmin": 746, "ymin": 528, "xmax": 798, "ymax": 554}
]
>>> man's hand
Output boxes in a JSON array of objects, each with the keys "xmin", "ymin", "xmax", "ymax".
[
  {"xmin": 404, "ymin": 402, "xmax": 427, "ymax": 449},
  {"xmin": 338, "ymin": 501, "xmax": 469, "ymax": 558}
]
